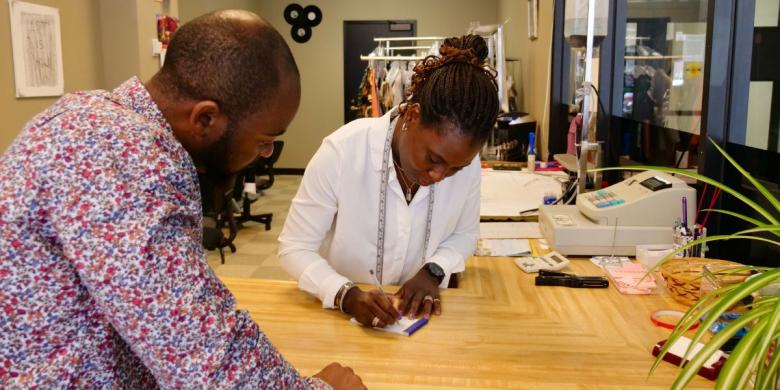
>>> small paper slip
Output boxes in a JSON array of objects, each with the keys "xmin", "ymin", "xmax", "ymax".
[
  {"xmin": 479, "ymin": 222, "xmax": 542, "ymax": 239},
  {"xmin": 590, "ymin": 255, "xmax": 631, "ymax": 269},
  {"xmin": 604, "ymin": 262, "xmax": 657, "ymax": 294},
  {"xmin": 475, "ymin": 239, "xmax": 531, "ymax": 257},
  {"xmin": 350, "ymin": 317, "xmax": 428, "ymax": 336}
]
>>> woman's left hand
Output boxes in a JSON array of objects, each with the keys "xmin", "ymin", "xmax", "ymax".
[{"xmin": 394, "ymin": 268, "xmax": 441, "ymax": 319}]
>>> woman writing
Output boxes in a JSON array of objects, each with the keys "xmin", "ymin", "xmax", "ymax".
[{"xmin": 279, "ymin": 35, "xmax": 499, "ymax": 327}]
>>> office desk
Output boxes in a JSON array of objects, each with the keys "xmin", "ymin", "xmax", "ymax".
[{"xmin": 222, "ymin": 258, "xmax": 711, "ymax": 389}]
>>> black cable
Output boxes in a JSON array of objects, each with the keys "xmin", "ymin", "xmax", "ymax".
[
  {"xmin": 674, "ymin": 148, "xmax": 686, "ymax": 168},
  {"xmin": 553, "ymin": 175, "xmax": 579, "ymax": 205},
  {"xmin": 589, "ymin": 84, "xmax": 608, "ymax": 122}
]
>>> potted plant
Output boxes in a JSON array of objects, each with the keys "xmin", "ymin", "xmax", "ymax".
[{"xmin": 598, "ymin": 138, "xmax": 780, "ymax": 389}]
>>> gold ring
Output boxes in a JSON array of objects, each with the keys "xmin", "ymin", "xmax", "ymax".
[
  {"xmin": 423, "ymin": 295, "xmax": 434, "ymax": 303},
  {"xmin": 371, "ymin": 316, "xmax": 380, "ymax": 327}
]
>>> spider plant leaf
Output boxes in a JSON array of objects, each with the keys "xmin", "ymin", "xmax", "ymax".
[
  {"xmin": 702, "ymin": 208, "xmax": 780, "ymax": 238},
  {"xmin": 650, "ymin": 287, "xmax": 735, "ymax": 376},
  {"xmin": 715, "ymin": 314, "xmax": 768, "ymax": 389},
  {"xmin": 757, "ymin": 333, "xmax": 780, "ymax": 390},
  {"xmin": 708, "ymin": 136, "xmax": 780, "ymax": 215},
  {"xmin": 701, "ymin": 208, "xmax": 769, "ymax": 228},
  {"xmin": 734, "ymin": 225, "xmax": 780, "ymax": 236},
  {"xmin": 753, "ymin": 298, "xmax": 780, "ymax": 389},
  {"xmin": 683, "ymin": 269, "xmax": 780, "ymax": 367},
  {"xmin": 671, "ymin": 306, "xmax": 771, "ymax": 389},
  {"xmin": 649, "ymin": 235, "xmax": 780, "ymax": 275}
]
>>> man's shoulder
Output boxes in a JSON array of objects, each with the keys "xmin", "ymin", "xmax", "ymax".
[{"xmin": 9, "ymin": 88, "xmax": 184, "ymax": 174}]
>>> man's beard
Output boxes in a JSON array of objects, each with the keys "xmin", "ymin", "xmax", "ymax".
[{"xmin": 199, "ymin": 123, "xmax": 237, "ymax": 192}]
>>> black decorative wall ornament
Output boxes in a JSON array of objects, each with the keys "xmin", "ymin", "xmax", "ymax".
[{"xmin": 284, "ymin": 4, "xmax": 322, "ymax": 43}]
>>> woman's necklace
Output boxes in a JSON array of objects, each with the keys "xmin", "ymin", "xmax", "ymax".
[{"xmin": 393, "ymin": 159, "xmax": 418, "ymax": 203}]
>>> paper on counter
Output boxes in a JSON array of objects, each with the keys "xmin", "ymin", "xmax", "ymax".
[
  {"xmin": 590, "ymin": 256, "xmax": 631, "ymax": 269},
  {"xmin": 475, "ymin": 239, "xmax": 531, "ymax": 257},
  {"xmin": 604, "ymin": 262, "xmax": 657, "ymax": 294},
  {"xmin": 350, "ymin": 317, "xmax": 428, "ymax": 336},
  {"xmin": 480, "ymin": 170, "xmax": 562, "ymax": 217},
  {"xmin": 479, "ymin": 222, "xmax": 542, "ymax": 239}
]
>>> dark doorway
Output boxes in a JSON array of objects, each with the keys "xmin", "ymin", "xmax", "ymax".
[{"xmin": 343, "ymin": 20, "xmax": 416, "ymax": 124}]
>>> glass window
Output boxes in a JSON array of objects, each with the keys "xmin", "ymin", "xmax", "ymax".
[
  {"xmin": 729, "ymin": 0, "xmax": 780, "ymax": 153},
  {"xmin": 618, "ymin": 0, "xmax": 709, "ymax": 167}
]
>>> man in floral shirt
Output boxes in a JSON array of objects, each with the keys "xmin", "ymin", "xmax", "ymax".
[{"xmin": 0, "ymin": 10, "xmax": 364, "ymax": 389}]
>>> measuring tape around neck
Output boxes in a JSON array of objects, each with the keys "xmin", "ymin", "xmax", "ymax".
[{"xmin": 375, "ymin": 112, "xmax": 434, "ymax": 284}]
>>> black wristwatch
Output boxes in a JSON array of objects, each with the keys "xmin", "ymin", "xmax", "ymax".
[{"xmin": 422, "ymin": 263, "xmax": 445, "ymax": 284}]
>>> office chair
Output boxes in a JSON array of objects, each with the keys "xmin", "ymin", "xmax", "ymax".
[
  {"xmin": 234, "ymin": 141, "xmax": 284, "ymax": 231},
  {"xmin": 200, "ymin": 174, "xmax": 238, "ymax": 264}
]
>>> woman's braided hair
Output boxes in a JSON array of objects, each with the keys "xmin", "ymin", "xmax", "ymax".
[{"xmin": 401, "ymin": 34, "xmax": 499, "ymax": 144}]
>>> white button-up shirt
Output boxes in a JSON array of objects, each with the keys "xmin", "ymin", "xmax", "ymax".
[{"xmin": 278, "ymin": 110, "xmax": 480, "ymax": 308}]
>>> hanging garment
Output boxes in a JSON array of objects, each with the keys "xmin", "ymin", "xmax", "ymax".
[
  {"xmin": 567, "ymin": 113, "xmax": 582, "ymax": 155},
  {"xmin": 351, "ymin": 68, "xmax": 372, "ymax": 119},
  {"xmin": 368, "ymin": 67, "xmax": 381, "ymax": 117},
  {"xmin": 380, "ymin": 81, "xmax": 394, "ymax": 111}
]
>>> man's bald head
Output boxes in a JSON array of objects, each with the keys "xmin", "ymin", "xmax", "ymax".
[{"xmin": 153, "ymin": 10, "xmax": 299, "ymax": 122}]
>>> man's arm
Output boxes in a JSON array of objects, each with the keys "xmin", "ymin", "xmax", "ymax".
[{"xmin": 50, "ymin": 134, "xmax": 327, "ymax": 388}]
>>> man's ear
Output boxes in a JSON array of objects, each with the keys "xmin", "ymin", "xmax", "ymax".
[{"xmin": 187, "ymin": 100, "xmax": 230, "ymax": 143}]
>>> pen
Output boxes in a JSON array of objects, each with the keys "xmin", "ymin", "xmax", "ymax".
[
  {"xmin": 682, "ymin": 196, "xmax": 688, "ymax": 228},
  {"xmin": 369, "ymin": 270, "xmax": 398, "ymax": 321},
  {"xmin": 404, "ymin": 318, "xmax": 429, "ymax": 336}
]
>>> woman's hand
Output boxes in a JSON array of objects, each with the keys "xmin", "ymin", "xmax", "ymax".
[
  {"xmin": 395, "ymin": 269, "xmax": 441, "ymax": 320},
  {"xmin": 342, "ymin": 287, "xmax": 400, "ymax": 327}
]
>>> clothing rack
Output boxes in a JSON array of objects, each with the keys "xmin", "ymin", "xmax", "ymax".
[
  {"xmin": 373, "ymin": 36, "xmax": 446, "ymax": 42},
  {"xmin": 358, "ymin": 55, "xmax": 426, "ymax": 61},
  {"xmin": 385, "ymin": 46, "xmax": 430, "ymax": 51},
  {"xmin": 359, "ymin": 26, "xmax": 509, "ymax": 111}
]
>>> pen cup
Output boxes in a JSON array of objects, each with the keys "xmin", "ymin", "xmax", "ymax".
[{"xmin": 673, "ymin": 224, "xmax": 707, "ymax": 258}]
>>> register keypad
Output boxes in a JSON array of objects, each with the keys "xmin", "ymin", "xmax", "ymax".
[{"xmin": 586, "ymin": 190, "xmax": 625, "ymax": 208}]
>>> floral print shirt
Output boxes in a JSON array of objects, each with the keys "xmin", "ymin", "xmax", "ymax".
[{"xmin": 0, "ymin": 78, "xmax": 328, "ymax": 389}]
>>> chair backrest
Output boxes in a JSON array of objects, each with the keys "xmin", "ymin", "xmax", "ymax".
[
  {"xmin": 231, "ymin": 140, "xmax": 285, "ymax": 199},
  {"xmin": 256, "ymin": 140, "xmax": 284, "ymax": 175},
  {"xmin": 199, "ymin": 173, "xmax": 238, "ymax": 249},
  {"xmin": 255, "ymin": 140, "xmax": 284, "ymax": 190}
]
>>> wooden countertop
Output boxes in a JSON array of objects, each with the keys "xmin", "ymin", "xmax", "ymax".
[{"xmin": 222, "ymin": 257, "xmax": 711, "ymax": 389}]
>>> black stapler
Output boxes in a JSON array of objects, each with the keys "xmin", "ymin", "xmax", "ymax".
[{"xmin": 534, "ymin": 270, "xmax": 609, "ymax": 288}]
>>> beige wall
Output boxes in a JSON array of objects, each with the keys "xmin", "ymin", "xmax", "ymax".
[
  {"xmin": 498, "ymin": 0, "xmax": 554, "ymax": 160},
  {"xmin": 181, "ymin": 0, "xmax": 501, "ymax": 169},
  {"xmin": 99, "ymin": 0, "xmax": 140, "ymax": 88},
  {"xmin": 1, "ymin": 0, "xmax": 177, "ymax": 154},
  {"xmin": 179, "ymin": 0, "xmax": 259, "ymax": 22},
  {"xmin": 0, "ymin": 0, "xmax": 104, "ymax": 153},
  {"xmin": 100, "ymin": 0, "xmax": 177, "ymax": 89}
]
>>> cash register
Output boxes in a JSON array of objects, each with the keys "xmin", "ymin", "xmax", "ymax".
[{"xmin": 539, "ymin": 171, "xmax": 695, "ymax": 256}]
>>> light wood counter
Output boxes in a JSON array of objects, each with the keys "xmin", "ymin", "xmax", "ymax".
[{"xmin": 222, "ymin": 257, "xmax": 712, "ymax": 389}]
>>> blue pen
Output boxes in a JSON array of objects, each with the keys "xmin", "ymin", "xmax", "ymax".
[{"xmin": 403, "ymin": 318, "xmax": 429, "ymax": 336}]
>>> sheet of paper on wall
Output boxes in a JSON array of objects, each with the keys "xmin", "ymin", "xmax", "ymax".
[
  {"xmin": 475, "ymin": 239, "xmax": 531, "ymax": 257},
  {"xmin": 480, "ymin": 222, "xmax": 542, "ymax": 239},
  {"xmin": 350, "ymin": 317, "xmax": 428, "ymax": 336}
]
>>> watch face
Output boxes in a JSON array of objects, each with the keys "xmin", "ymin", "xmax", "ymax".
[{"xmin": 427, "ymin": 263, "xmax": 444, "ymax": 277}]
